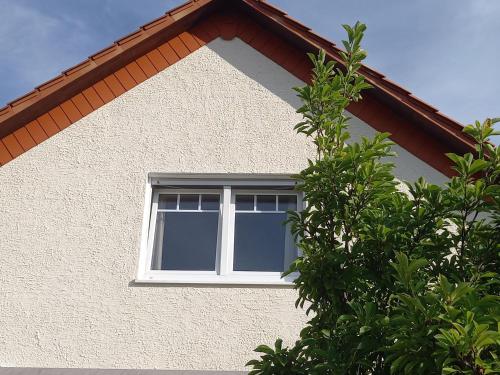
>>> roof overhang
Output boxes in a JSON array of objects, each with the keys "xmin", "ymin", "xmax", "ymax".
[{"xmin": 0, "ymin": 0, "xmax": 475, "ymax": 176}]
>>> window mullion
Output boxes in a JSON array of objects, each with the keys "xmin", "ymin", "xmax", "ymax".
[
  {"xmin": 139, "ymin": 180, "xmax": 300, "ymax": 284},
  {"xmin": 219, "ymin": 186, "xmax": 232, "ymax": 276}
]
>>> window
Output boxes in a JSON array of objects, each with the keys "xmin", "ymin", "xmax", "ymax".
[
  {"xmin": 151, "ymin": 193, "xmax": 221, "ymax": 271},
  {"xmin": 233, "ymin": 193, "xmax": 297, "ymax": 272},
  {"xmin": 137, "ymin": 175, "xmax": 302, "ymax": 284}
]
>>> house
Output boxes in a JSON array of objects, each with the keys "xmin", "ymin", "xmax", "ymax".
[{"xmin": 0, "ymin": 0, "xmax": 476, "ymax": 373}]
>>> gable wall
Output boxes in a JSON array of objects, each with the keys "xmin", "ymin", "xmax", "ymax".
[{"xmin": 0, "ymin": 38, "xmax": 446, "ymax": 370}]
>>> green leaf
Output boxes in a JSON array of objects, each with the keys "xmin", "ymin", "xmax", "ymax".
[
  {"xmin": 359, "ymin": 326, "xmax": 371, "ymax": 335},
  {"xmin": 246, "ymin": 18, "xmax": 500, "ymax": 375},
  {"xmin": 254, "ymin": 345, "xmax": 275, "ymax": 355},
  {"xmin": 469, "ymin": 159, "xmax": 489, "ymax": 174}
]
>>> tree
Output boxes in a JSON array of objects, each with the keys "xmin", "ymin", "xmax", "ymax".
[{"xmin": 247, "ymin": 22, "xmax": 499, "ymax": 375}]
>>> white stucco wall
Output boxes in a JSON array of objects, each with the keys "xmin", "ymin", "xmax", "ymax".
[{"xmin": 0, "ymin": 37, "xmax": 447, "ymax": 371}]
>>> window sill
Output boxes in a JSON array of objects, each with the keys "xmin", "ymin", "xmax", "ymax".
[{"xmin": 135, "ymin": 272, "xmax": 298, "ymax": 286}]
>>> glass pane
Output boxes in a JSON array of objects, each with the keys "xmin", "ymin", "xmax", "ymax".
[
  {"xmin": 235, "ymin": 195, "xmax": 254, "ymax": 211},
  {"xmin": 158, "ymin": 194, "xmax": 177, "ymax": 210},
  {"xmin": 179, "ymin": 194, "xmax": 199, "ymax": 210},
  {"xmin": 151, "ymin": 212, "xmax": 218, "ymax": 271},
  {"xmin": 233, "ymin": 212, "xmax": 287, "ymax": 272},
  {"xmin": 278, "ymin": 195, "xmax": 297, "ymax": 211},
  {"xmin": 256, "ymin": 195, "xmax": 276, "ymax": 211},
  {"xmin": 201, "ymin": 194, "xmax": 220, "ymax": 210}
]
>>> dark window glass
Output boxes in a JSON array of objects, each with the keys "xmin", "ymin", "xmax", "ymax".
[
  {"xmin": 158, "ymin": 194, "xmax": 177, "ymax": 210},
  {"xmin": 278, "ymin": 195, "xmax": 297, "ymax": 211},
  {"xmin": 179, "ymin": 194, "xmax": 199, "ymax": 210},
  {"xmin": 201, "ymin": 194, "xmax": 220, "ymax": 210},
  {"xmin": 233, "ymin": 212, "xmax": 287, "ymax": 272},
  {"xmin": 235, "ymin": 195, "xmax": 254, "ymax": 211},
  {"xmin": 256, "ymin": 195, "xmax": 276, "ymax": 211},
  {"xmin": 152, "ymin": 212, "xmax": 218, "ymax": 271}
]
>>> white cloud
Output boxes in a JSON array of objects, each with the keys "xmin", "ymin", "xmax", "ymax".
[
  {"xmin": 0, "ymin": 0, "xmax": 497, "ymax": 143},
  {"xmin": 0, "ymin": 1, "xmax": 93, "ymax": 96}
]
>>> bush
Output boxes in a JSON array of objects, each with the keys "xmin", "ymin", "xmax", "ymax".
[{"xmin": 247, "ymin": 22, "xmax": 499, "ymax": 375}]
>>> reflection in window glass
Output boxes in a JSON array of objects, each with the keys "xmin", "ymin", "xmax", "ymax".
[
  {"xmin": 278, "ymin": 195, "xmax": 297, "ymax": 211},
  {"xmin": 201, "ymin": 194, "xmax": 220, "ymax": 210},
  {"xmin": 151, "ymin": 212, "xmax": 219, "ymax": 271},
  {"xmin": 234, "ymin": 211, "xmax": 295, "ymax": 272},
  {"xmin": 235, "ymin": 195, "xmax": 254, "ymax": 211},
  {"xmin": 158, "ymin": 194, "xmax": 177, "ymax": 210},
  {"xmin": 256, "ymin": 195, "xmax": 276, "ymax": 211},
  {"xmin": 148, "ymin": 189, "xmax": 299, "ymax": 276},
  {"xmin": 179, "ymin": 194, "xmax": 199, "ymax": 210}
]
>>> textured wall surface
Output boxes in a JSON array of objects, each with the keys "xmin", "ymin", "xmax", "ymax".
[
  {"xmin": 0, "ymin": 38, "xmax": 446, "ymax": 371},
  {"xmin": 0, "ymin": 369, "xmax": 244, "ymax": 375}
]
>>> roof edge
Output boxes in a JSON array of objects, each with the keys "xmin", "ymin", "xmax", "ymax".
[
  {"xmin": 0, "ymin": 0, "xmax": 217, "ymax": 139},
  {"xmin": 241, "ymin": 0, "xmax": 475, "ymax": 153},
  {"xmin": 0, "ymin": 0, "xmax": 478, "ymax": 176}
]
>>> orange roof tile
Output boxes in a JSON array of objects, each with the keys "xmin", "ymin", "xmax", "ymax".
[{"xmin": 0, "ymin": 0, "xmax": 475, "ymax": 177}]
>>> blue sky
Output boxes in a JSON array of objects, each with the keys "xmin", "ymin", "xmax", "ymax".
[{"xmin": 1, "ymin": 0, "xmax": 498, "ymax": 142}]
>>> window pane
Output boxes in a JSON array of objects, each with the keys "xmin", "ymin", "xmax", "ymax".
[
  {"xmin": 256, "ymin": 195, "xmax": 276, "ymax": 211},
  {"xmin": 151, "ymin": 212, "xmax": 218, "ymax": 271},
  {"xmin": 179, "ymin": 194, "xmax": 199, "ymax": 210},
  {"xmin": 201, "ymin": 194, "xmax": 220, "ymax": 210},
  {"xmin": 233, "ymin": 212, "xmax": 288, "ymax": 272},
  {"xmin": 278, "ymin": 195, "xmax": 297, "ymax": 211},
  {"xmin": 158, "ymin": 194, "xmax": 177, "ymax": 210},
  {"xmin": 235, "ymin": 195, "xmax": 254, "ymax": 211}
]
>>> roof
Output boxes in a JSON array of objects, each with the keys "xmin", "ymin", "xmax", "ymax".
[{"xmin": 0, "ymin": 0, "xmax": 476, "ymax": 176}]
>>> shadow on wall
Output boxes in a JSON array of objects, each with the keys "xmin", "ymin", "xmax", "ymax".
[
  {"xmin": 206, "ymin": 37, "xmax": 448, "ymax": 185},
  {"xmin": 206, "ymin": 37, "xmax": 304, "ymax": 109}
]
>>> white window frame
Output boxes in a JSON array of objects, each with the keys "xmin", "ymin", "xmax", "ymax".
[
  {"xmin": 147, "ymin": 189, "xmax": 223, "ymax": 276},
  {"xmin": 136, "ymin": 174, "xmax": 302, "ymax": 285}
]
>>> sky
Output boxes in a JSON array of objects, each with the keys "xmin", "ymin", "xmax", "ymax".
[{"xmin": 0, "ymin": 0, "xmax": 498, "ymax": 143}]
